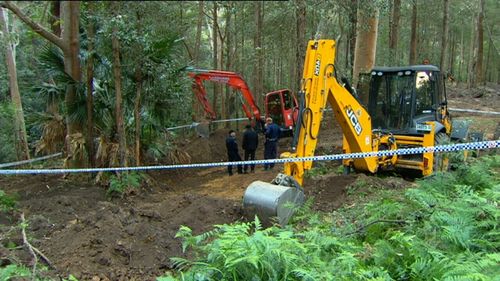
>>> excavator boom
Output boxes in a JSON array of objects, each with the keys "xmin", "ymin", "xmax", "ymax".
[
  {"xmin": 243, "ymin": 39, "xmax": 450, "ymax": 226},
  {"xmin": 244, "ymin": 40, "xmax": 378, "ymax": 226},
  {"xmin": 284, "ymin": 40, "xmax": 378, "ymax": 185},
  {"xmin": 187, "ymin": 68, "xmax": 261, "ymax": 122}
]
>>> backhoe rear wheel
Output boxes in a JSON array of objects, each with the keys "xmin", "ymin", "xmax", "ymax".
[{"xmin": 433, "ymin": 132, "xmax": 450, "ymax": 172}]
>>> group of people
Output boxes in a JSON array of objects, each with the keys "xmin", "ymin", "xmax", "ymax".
[{"xmin": 225, "ymin": 117, "xmax": 280, "ymax": 176}]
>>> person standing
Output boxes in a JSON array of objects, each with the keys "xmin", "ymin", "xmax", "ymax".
[
  {"xmin": 263, "ymin": 117, "xmax": 280, "ymax": 170},
  {"xmin": 226, "ymin": 130, "xmax": 243, "ymax": 176},
  {"xmin": 242, "ymin": 124, "xmax": 258, "ymax": 173}
]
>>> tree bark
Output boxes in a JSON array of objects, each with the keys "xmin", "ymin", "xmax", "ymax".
[
  {"xmin": 3, "ymin": 1, "xmax": 83, "ymax": 167},
  {"xmin": 253, "ymin": 1, "xmax": 263, "ymax": 106},
  {"xmin": 223, "ymin": 3, "xmax": 233, "ymax": 125},
  {"xmin": 467, "ymin": 15, "xmax": 477, "ymax": 88},
  {"xmin": 439, "ymin": 0, "xmax": 449, "ymax": 71},
  {"xmin": 475, "ymin": 0, "xmax": 484, "ymax": 84},
  {"xmin": 345, "ymin": 0, "xmax": 357, "ymax": 77},
  {"xmin": 295, "ymin": 0, "xmax": 306, "ymax": 91},
  {"xmin": 86, "ymin": 3, "xmax": 95, "ymax": 167},
  {"xmin": 61, "ymin": 2, "xmax": 82, "ymax": 135},
  {"xmin": 133, "ymin": 9, "xmax": 145, "ymax": 166},
  {"xmin": 459, "ymin": 27, "xmax": 464, "ymax": 80},
  {"xmin": 389, "ymin": 0, "xmax": 401, "ymax": 64},
  {"xmin": 134, "ymin": 68, "xmax": 142, "ymax": 166},
  {"xmin": 352, "ymin": 0, "xmax": 379, "ymax": 98},
  {"xmin": 449, "ymin": 32, "xmax": 456, "ymax": 75},
  {"xmin": 212, "ymin": 2, "xmax": 219, "ymax": 118},
  {"xmin": 409, "ymin": 0, "xmax": 418, "ymax": 65},
  {"xmin": 50, "ymin": 1, "xmax": 61, "ymax": 37},
  {"xmin": 111, "ymin": 11, "xmax": 127, "ymax": 167},
  {"xmin": 0, "ymin": 8, "xmax": 30, "ymax": 161},
  {"xmin": 192, "ymin": 1, "xmax": 204, "ymax": 121}
]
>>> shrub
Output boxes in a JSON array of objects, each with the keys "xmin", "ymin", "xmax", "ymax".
[
  {"xmin": 107, "ymin": 172, "xmax": 144, "ymax": 198},
  {"xmin": 0, "ymin": 189, "xmax": 17, "ymax": 212}
]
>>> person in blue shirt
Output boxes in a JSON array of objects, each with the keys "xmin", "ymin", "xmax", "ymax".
[
  {"xmin": 263, "ymin": 117, "xmax": 280, "ymax": 170},
  {"xmin": 226, "ymin": 130, "xmax": 243, "ymax": 175}
]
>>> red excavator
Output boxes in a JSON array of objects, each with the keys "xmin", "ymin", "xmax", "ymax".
[{"xmin": 186, "ymin": 67, "xmax": 298, "ymax": 135}]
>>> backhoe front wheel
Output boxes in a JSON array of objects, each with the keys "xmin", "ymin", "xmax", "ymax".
[{"xmin": 433, "ymin": 132, "xmax": 450, "ymax": 172}]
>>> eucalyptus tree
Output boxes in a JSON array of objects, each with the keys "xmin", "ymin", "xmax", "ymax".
[{"xmin": 0, "ymin": 7, "xmax": 29, "ymax": 160}]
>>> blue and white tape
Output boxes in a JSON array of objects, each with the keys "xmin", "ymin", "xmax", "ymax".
[
  {"xmin": 0, "ymin": 153, "xmax": 63, "ymax": 169},
  {"xmin": 0, "ymin": 140, "xmax": 497, "ymax": 175},
  {"xmin": 448, "ymin": 108, "xmax": 500, "ymax": 116}
]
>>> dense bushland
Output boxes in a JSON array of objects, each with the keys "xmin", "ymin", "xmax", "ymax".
[{"xmin": 159, "ymin": 156, "xmax": 500, "ymax": 280}]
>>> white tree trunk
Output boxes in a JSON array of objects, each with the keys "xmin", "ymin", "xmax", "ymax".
[{"xmin": 0, "ymin": 8, "xmax": 30, "ymax": 160}]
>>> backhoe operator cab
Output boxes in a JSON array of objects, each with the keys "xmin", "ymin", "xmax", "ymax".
[
  {"xmin": 265, "ymin": 89, "xmax": 298, "ymax": 136},
  {"xmin": 362, "ymin": 65, "xmax": 450, "ymax": 135}
]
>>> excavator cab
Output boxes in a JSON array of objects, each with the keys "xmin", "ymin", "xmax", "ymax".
[
  {"xmin": 361, "ymin": 65, "xmax": 450, "ymax": 135},
  {"xmin": 264, "ymin": 89, "xmax": 298, "ymax": 136}
]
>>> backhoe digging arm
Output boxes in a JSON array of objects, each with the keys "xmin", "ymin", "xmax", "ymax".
[
  {"xmin": 187, "ymin": 68, "xmax": 262, "ymax": 122},
  {"xmin": 282, "ymin": 40, "xmax": 378, "ymax": 186}
]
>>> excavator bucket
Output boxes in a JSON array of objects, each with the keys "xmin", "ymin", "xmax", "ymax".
[
  {"xmin": 195, "ymin": 121, "xmax": 211, "ymax": 138},
  {"xmin": 243, "ymin": 175, "xmax": 305, "ymax": 226}
]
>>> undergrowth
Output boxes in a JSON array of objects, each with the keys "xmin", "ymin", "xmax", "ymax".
[
  {"xmin": 0, "ymin": 189, "xmax": 17, "ymax": 212},
  {"xmin": 106, "ymin": 172, "xmax": 145, "ymax": 198},
  {"xmin": 159, "ymin": 155, "xmax": 500, "ymax": 281}
]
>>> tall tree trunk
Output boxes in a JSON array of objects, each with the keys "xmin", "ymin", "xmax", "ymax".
[
  {"xmin": 0, "ymin": 8, "xmax": 30, "ymax": 161},
  {"xmin": 409, "ymin": 0, "xmax": 418, "ymax": 65},
  {"xmin": 475, "ymin": 0, "xmax": 484, "ymax": 84},
  {"xmin": 212, "ymin": 2, "xmax": 219, "ymax": 118},
  {"xmin": 192, "ymin": 1, "xmax": 204, "ymax": 121},
  {"xmin": 484, "ymin": 35, "xmax": 491, "ymax": 82},
  {"xmin": 47, "ymin": 1, "xmax": 60, "ymax": 115},
  {"xmin": 389, "ymin": 0, "xmax": 401, "ymax": 64},
  {"xmin": 50, "ymin": 1, "xmax": 61, "ymax": 36},
  {"xmin": 295, "ymin": 0, "xmax": 306, "ymax": 91},
  {"xmin": 111, "ymin": 11, "xmax": 127, "ymax": 167},
  {"xmin": 459, "ymin": 27, "xmax": 465, "ymax": 81},
  {"xmin": 133, "ymin": 9, "xmax": 145, "ymax": 166},
  {"xmin": 449, "ymin": 32, "xmax": 456, "ymax": 76},
  {"xmin": 134, "ymin": 68, "xmax": 142, "ymax": 166},
  {"xmin": 86, "ymin": 3, "xmax": 95, "ymax": 167},
  {"xmin": 352, "ymin": 0, "xmax": 379, "ymax": 99},
  {"xmin": 223, "ymin": 3, "xmax": 233, "ymax": 126},
  {"xmin": 348, "ymin": 0, "xmax": 357, "ymax": 77},
  {"xmin": 2, "ymin": 1, "xmax": 83, "ymax": 167},
  {"xmin": 439, "ymin": 0, "xmax": 449, "ymax": 71},
  {"xmin": 253, "ymin": 1, "xmax": 263, "ymax": 106},
  {"xmin": 61, "ymin": 2, "xmax": 81, "ymax": 135},
  {"xmin": 467, "ymin": 16, "xmax": 477, "ymax": 88}
]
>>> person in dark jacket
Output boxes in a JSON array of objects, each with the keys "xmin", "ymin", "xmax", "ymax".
[
  {"xmin": 226, "ymin": 130, "xmax": 243, "ymax": 175},
  {"xmin": 263, "ymin": 117, "xmax": 280, "ymax": 170},
  {"xmin": 242, "ymin": 124, "xmax": 259, "ymax": 173}
]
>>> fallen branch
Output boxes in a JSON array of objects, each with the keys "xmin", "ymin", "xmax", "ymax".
[
  {"xmin": 20, "ymin": 213, "xmax": 38, "ymax": 280},
  {"xmin": 20, "ymin": 213, "xmax": 57, "ymax": 274},
  {"xmin": 345, "ymin": 219, "xmax": 408, "ymax": 236}
]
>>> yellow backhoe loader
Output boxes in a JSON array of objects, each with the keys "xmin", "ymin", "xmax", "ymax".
[{"xmin": 243, "ymin": 39, "xmax": 468, "ymax": 226}]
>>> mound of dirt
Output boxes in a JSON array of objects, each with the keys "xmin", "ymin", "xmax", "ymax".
[
  {"xmin": 305, "ymin": 173, "xmax": 411, "ymax": 212},
  {"xmin": 0, "ymin": 174, "xmax": 243, "ymax": 280}
]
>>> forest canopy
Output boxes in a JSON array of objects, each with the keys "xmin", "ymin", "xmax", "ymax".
[{"xmin": 0, "ymin": 0, "xmax": 498, "ymax": 165}]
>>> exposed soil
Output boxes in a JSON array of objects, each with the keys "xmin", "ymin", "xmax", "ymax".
[
  {"xmin": 0, "ymin": 84, "xmax": 498, "ymax": 280},
  {"xmin": 446, "ymin": 83, "xmax": 500, "ymax": 139}
]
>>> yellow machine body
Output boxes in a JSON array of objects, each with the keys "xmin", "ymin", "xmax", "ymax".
[{"xmin": 243, "ymin": 39, "xmax": 450, "ymax": 225}]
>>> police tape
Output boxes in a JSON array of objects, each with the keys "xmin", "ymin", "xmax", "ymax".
[
  {"xmin": 165, "ymin": 118, "xmax": 249, "ymax": 131},
  {"xmin": 0, "ymin": 153, "xmax": 63, "ymax": 169},
  {"xmin": 448, "ymin": 108, "xmax": 500, "ymax": 116},
  {"xmin": 0, "ymin": 140, "xmax": 498, "ymax": 175}
]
